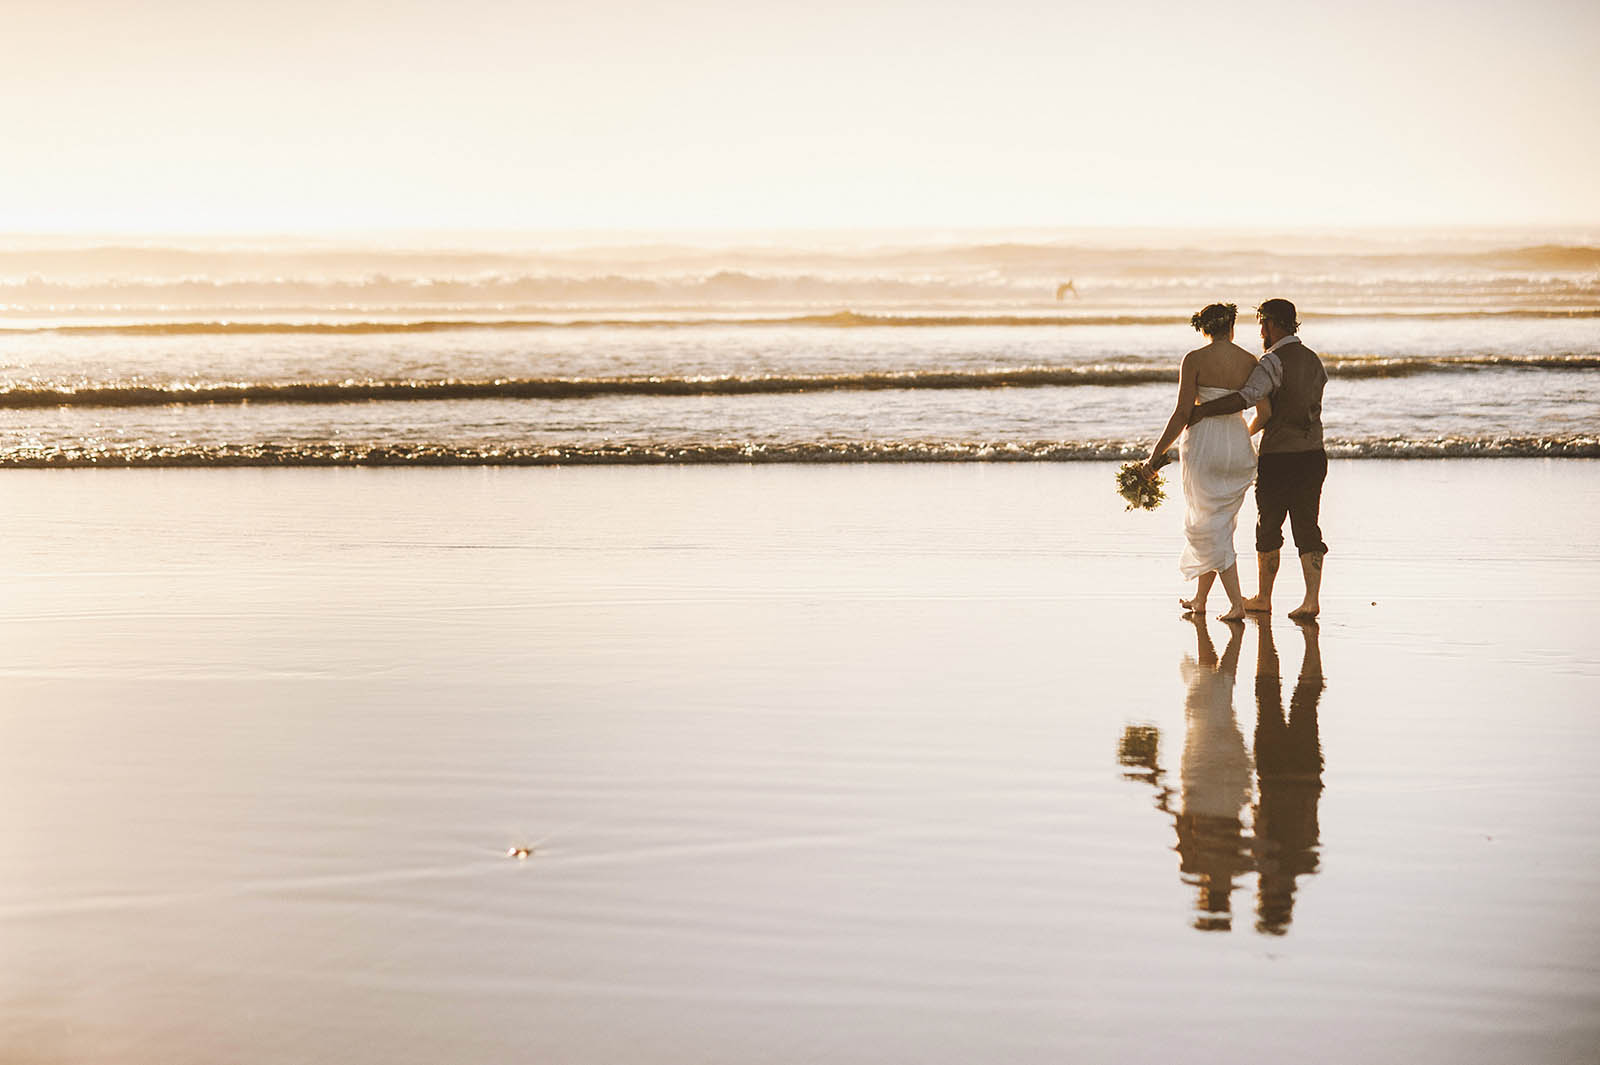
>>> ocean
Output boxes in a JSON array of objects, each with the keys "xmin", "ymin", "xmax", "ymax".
[
  {"xmin": 5, "ymin": 230, "xmax": 1599, "ymax": 1061},
  {"xmin": 1, "ymin": 228, "xmax": 1596, "ymax": 465}
]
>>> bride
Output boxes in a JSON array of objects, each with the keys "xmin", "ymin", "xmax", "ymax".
[{"xmin": 1141, "ymin": 303, "xmax": 1269, "ymax": 620}]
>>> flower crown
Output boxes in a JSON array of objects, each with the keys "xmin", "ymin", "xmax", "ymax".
[{"xmin": 1190, "ymin": 302, "xmax": 1238, "ymax": 334}]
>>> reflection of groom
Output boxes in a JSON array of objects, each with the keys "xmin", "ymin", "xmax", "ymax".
[
  {"xmin": 1250, "ymin": 618, "xmax": 1324, "ymax": 934},
  {"xmin": 1188, "ymin": 299, "xmax": 1329, "ymax": 619}
]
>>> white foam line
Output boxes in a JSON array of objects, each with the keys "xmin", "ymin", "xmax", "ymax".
[
  {"xmin": 0, "ymin": 814, "xmax": 1069, "ymax": 922},
  {"xmin": 0, "ymin": 860, "xmax": 508, "ymax": 921}
]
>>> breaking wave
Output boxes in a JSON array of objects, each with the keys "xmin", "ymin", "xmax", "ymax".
[
  {"xmin": 3, "ymin": 436, "xmax": 1594, "ymax": 467},
  {"xmin": 3, "ymin": 308, "xmax": 1600, "ymax": 336},
  {"xmin": 1, "ymin": 312, "xmax": 1193, "ymax": 335},
  {"xmin": 3, "ymin": 241, "xmax": 1596, "ymax": 278},
  {"xmin": 4, "ymin": 355, "xmax": 1596, "ymax": 409}
]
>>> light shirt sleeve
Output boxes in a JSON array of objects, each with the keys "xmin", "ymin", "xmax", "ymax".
[{"xmin": 1236, "ymin": 352, "xmax": 1283, "ymax": 405}]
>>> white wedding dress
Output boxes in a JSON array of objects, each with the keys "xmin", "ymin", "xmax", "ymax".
[
  {"xmin": 1178, "ymin": 386, "xmax": 1257, "ymax": 579},
  {"xmin": 1178, "ymin": 653, "xmax": 1252, "ymax": 824}
]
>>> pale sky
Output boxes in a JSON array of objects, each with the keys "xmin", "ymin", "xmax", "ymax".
[{"xmin": 2, "ymin": 0, "xmax": 1596, "ymax": 232}]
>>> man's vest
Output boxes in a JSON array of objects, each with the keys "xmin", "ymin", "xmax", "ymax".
[{"xmin": 1260, "ymin": 341, "xmax": 1328, "ymax": 454}]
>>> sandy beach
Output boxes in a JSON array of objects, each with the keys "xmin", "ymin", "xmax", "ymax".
[{"xmin": 1, "ymin": 460, "xmax": 1597, "ymax": 1064}]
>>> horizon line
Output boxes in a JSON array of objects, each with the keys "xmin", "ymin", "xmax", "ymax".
[{"xmin": 1, "ymin": 222, "xmax": 1597, "ymax": 243}]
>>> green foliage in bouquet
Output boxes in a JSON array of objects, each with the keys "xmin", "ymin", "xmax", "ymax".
[
  {"xmin": 1117, "ymin": 724, "xmax": 1163, "ymax": 780},
  {"xmin": 1116, "ymin": 461, "xmax": 1166, "ymax": 511}
]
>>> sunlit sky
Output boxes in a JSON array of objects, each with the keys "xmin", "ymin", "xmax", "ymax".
[{"xmin": 3, "ymin": 0, "xmax": 1597, "ymax": 233}]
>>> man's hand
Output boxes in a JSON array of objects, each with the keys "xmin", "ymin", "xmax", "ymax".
[{"xmin": 1188, "ymin": 391, "xmax": 1248, "ymax": 425}]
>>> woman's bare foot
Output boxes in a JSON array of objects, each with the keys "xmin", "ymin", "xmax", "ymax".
[
  {"xmin": 1217, "ymin": 602, "xmax": 1246, "ymax": 621},
  {"xmin": 1288, "ymin": 602, "xmax": 1320, "ymax": 620},
  {"xmin": 1179, "ymin": 597, "xmax": 1207, "ymax": 616},
  {"xmin": 1242, "ymin": 595, "xmax": 1272, "ymax": 613}
]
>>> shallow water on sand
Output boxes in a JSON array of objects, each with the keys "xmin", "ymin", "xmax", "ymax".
[{"xmin": 0, "ymin": 463, "xmax": 1596, "ymax": 1064}]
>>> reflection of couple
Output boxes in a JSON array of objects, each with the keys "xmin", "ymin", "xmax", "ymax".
[
  {"xmin": 1140, "ymin": 299, "xmax": 1329, "ymax": 621},
  {"xmin": 1119, "ymin": 616, "xmax": 1324, "ymax": 934}
]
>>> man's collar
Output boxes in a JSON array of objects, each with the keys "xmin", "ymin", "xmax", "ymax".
[{"xmin": 1264, "ymin": 334, "xmax": 1300, "ymax": 356}]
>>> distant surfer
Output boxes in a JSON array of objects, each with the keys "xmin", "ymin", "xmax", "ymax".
[{"xmin": 1055, "ymin": 280, "xmax": 1079, "ymax": 300}]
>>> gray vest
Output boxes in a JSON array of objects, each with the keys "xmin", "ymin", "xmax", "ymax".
[{"xmin": 1260, "ymin": 341, "xmax": 1327, "ymax": 454}]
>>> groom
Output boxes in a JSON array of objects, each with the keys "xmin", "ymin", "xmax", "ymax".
[{"xmin": 1187, "ymin": 299, "xmax": 1328, "ymax": 619}]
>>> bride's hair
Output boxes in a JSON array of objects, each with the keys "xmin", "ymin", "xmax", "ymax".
[{"xmin": 1190, "ymin": 302, "xmax": 1237, "ymax": 337}]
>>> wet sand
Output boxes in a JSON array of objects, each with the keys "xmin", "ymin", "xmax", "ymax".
[{"xmin": 1, "ymin": 461, "xmax": 1596, "ymax": 1064}]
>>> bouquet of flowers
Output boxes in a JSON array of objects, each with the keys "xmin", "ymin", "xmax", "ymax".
[{"xmin": 1116, "ymin": 460, "xmax": 1166, "ymax": 511}]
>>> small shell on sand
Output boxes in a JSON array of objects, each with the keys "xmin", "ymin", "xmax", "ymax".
[{"xmin": 507, "ymin": 846, "xmax": 533, "ymax": 859}]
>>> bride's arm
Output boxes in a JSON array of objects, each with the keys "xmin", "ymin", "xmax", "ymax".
[
  {"xmin": 1247, "ymin": 397, "xmax": 1272, "ymax": 435},
  {"xmin": 1144, "ymin": 354, "xmax": 1198, "ymax": 471}
]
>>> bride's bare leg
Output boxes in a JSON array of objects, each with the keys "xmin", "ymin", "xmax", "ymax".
[
  {"xmin": 1181, "ymin": 572, "xmax": 1216, "ymax": 614},
  {"xmin": 1216, "ymin": 563, "xmax": 1246, "ymax": 620}
]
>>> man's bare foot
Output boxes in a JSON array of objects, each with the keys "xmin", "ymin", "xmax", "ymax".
[
  {"xmin": 1288, "ymin": 602, "xmax": 1320, "ymax": 620},
  {"xmin": 1217, "ymin": 602, "xmax": 1246, "ymax": 622},
  {"xmin": 1179, "ymin": 598, "xmax": 1207, "ymax": 616},
  {"xmin": 1242, "ymin": 595, "xmax": 1271, "ymax": 613}
]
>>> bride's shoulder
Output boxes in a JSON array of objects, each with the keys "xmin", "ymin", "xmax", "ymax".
[{"xmin": 1180, "ymin": 347, "xmax": 1218, "ymax": 378}]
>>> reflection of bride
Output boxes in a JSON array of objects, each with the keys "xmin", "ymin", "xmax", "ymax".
[
  {"xmin": 1175, "ymin": 617, "xmax": 1253, "ymax": 931},
  {"xmin": 1141, "ymin": 303, "xmax": 1269, "ymax": 620}
]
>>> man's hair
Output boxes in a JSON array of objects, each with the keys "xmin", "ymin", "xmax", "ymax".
[{"xmin": 1256, "ymin": 298, "xmax": 1299, "ymax": 333}]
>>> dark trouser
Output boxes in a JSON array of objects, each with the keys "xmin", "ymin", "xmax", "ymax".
[{"xmin": 1255, "ymin": 450, "xmax": 1328, "ymax": 556}]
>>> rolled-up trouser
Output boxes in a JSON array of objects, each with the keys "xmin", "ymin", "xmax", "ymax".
[{"xmin": 1255, "ymin": 449, "xmax": 1328, "ymax": 556}]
